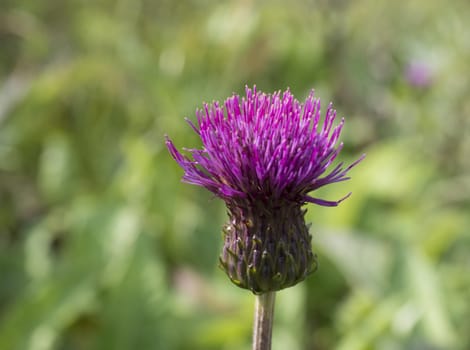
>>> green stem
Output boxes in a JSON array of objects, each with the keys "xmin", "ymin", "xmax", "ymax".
[{"xmin": 252, "ymin": 292, "xmax": 276, "ymax": 350}]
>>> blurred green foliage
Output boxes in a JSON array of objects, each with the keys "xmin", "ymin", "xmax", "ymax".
[{"xmin": 1, "ymin": 0, "xmax": 470, "ymax": 349}]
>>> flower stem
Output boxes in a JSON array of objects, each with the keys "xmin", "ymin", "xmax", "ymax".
[{"xmin": 252, "ymin": 292, "xmax": 276, "ymax": 350}]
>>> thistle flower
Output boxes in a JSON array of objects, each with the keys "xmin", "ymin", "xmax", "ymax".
[
  {"xmin": 166, "ymin": 86, "xmax": 364, "ymax": 294},
  {"xmin": 405, "ymin": 60, "xmax": 433, "ymax": 88}
]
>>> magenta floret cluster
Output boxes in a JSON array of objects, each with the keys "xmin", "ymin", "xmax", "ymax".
[{"xmin": 166, "ymin": 86, "xmax": 363, "ymax": 207}]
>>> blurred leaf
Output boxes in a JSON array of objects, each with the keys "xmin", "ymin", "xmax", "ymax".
[
  {"xmin": 405, "ymin": 247, "xmax": 457, "ymax": 347},
  {"xmin": 316, "ymin": 230, "xmax": 392, "ymax": 293}
]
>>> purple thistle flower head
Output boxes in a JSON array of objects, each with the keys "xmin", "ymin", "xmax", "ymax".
[{"xmin": 166, "ymin": 86, "xmax": 364, "ymax": 294}]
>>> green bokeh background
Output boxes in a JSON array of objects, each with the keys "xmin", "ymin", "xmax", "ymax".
[{"xmin": 1, "ymin": 1, "xmax": 469, "ymax": 349}]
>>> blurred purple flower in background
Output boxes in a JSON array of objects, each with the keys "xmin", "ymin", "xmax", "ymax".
[
  {"xmin": 166, "ymin": 87, "xmax": 364, "ymax": 294},
  {"xmin": 405, "ymin": 60, "xmax": 434, "ymax": 88}
]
